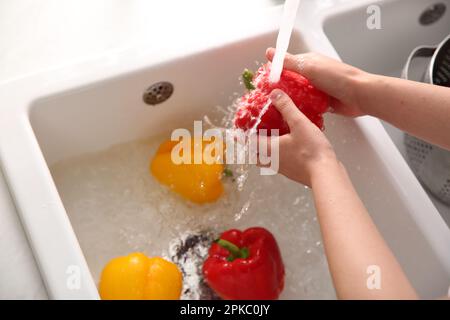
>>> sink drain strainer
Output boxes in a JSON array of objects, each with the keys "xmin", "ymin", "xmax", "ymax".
[
  {"xmin": 143, "ymin": 81, "xmax": 174, "ymax": 105},
  {"xmin": 420, "ymin": 3, "xmax": 446, "ymax": 26}
]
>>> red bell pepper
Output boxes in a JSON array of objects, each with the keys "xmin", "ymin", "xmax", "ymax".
[
  {"xmin": 202, "ymin": 227, "xmax": 285, "ymax": 300},
  {"xmin": 234, "ymin": 64, "xmax": 329, "ymax": 135}
]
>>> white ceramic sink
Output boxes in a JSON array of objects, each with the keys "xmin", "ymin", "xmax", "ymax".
[{"xmin": 0, "ymin": 0, "xmax": 449, "ymax": 299}]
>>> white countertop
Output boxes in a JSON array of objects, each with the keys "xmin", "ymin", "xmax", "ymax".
[{"xmin": 0, "ymin": 0, "xmax": 280, "ymax": 299}]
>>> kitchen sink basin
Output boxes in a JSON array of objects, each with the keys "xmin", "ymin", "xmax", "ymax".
[
  {"xmin": 0, "ymin": 0, "xmax": 449, "ymax": 299},
  {"xmin": 30, "ymin": 31, "xmax": 336, "ymax": 300}
]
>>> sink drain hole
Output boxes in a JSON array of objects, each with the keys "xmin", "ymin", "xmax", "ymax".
[
  {"xmin": 420, "ymin": 3, "xmax": 446, "ymax": 26},
  {"xmin": 143, "ymin": 81, "xmax": 174, "ymax": 105}
]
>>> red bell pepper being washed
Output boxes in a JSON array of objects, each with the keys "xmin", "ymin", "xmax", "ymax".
[
  {"xmin": 235, "ymin": 63, "xmax": 329, "ymax": 135},
  {"xmin": 202, "ymin": 227, "xmax": 285, "ymax": 300}
]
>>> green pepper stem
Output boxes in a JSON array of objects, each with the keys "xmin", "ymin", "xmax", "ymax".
[
  {"xmin": 215, "ymin": 239, "xmax": 250, "ymax": 262},
  {"xmin": 242, "ymin": 69, "xmax": 256, "ymax": 91}
]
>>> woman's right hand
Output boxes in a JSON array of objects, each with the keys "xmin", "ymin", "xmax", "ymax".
[
  {"xmin": 261, "ymin": 89, "xmax": 339, "ymax": 188},
  {"xmin": 266, "ymin": 48, "xmax": 370, "ymax": 118}
]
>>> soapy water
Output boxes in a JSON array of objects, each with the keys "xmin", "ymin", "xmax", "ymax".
[{"xmin": 51, "ymin": 133, "xmax": 335, "ymax": 299}]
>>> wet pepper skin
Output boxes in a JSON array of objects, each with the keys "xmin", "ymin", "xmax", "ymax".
[
  {"xmin": 150, "ymin": 139, "xmax": 224, "ymax": 204},
  {"xmin": 235, "ymin": 63, "xmax": 329, "ymax": 135},
  {"xmin": 203, "ymin": 227, "xmax": 285, "ymax": 300}
]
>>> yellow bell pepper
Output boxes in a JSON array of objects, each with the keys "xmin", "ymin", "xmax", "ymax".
[
  {"xmin": 99, "ymin": 252, "xmax": 182, "ymax": 300},
  {"xmin": 150, "ymin": 138, "xmax": 224, "ymax": 204}
]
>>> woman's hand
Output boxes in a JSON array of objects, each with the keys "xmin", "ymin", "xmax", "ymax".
[
  {"xmin": 263, "ymin": 50, "xmax": 418, "ymax": 299},
  {"xmin": 266, "ymin": 47, "xmax": 450, "ymax": 150},
  {"xmin": 262, "ymin": 89, "xmax": 340, "ymax": 187},
  {"xmin": 265, "ymin": 92, "xmax": 417, "ymax": 300},
  {"xmin": 266, "ymin": 48, "xmax": 369, "ymax": 118}
]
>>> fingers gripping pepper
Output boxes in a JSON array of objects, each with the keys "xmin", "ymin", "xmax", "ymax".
[{"xmin": 234, "ymin": 64, "xmax": 329, "ymax": 135}]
